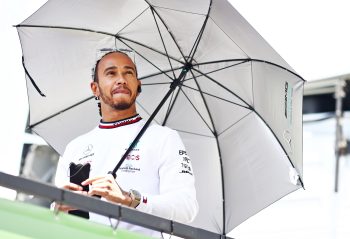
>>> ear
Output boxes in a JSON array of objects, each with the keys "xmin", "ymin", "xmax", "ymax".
[
  {"xmin": 90, "ymin": 81, "xmax": 99, "ymax": 97},
  {"xmin": 137, "ymin": 81, "xmax": 142, "ymax": 95}
]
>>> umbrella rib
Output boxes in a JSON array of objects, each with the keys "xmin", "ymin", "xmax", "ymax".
[
  {"xmin": 15, "ymin": 24, "xmax": 116, "ymax": 36},
  {"xmin": 16, "ymin": 24, "xmax": 185, "ymax": 69},
  {"xmin": 116, "ymin": 37, "xmax": 175, "ymax": 82},
  {"xmin": 29, "ymin": 96, "xmax": 94, "ymax": 128},
  {"xmin": 178, "ymin": 87, "xmax": 215, "ymax": 135},
  {"xmin": 142, "ymin": 82, "xmax": 171, "ymax": 86},
  {"xmin": 22, "ymin": 56, "xmax": 46, "ymax": 97},
  {"xmin": 115, "ymin": 35, "xmax": 184, "ymax": 65},
  {"xmin": 143, "ymin": 0, "xmax": 187, "ymax": 61},
  {"xmin": 150, "ymin": 7, "xmax": 177, "ymax": 80},
  {"xmin": 140, "ymin": 59, "xmax": 247, "ymax": 84},
  {"xmin": 189, "ymin": 69, "xmax": 218, "ymax": 137},
  {"xmin": 193, "ymin": 58, "xmax": 305, "ymax": 82},
  {"xmin": 183, "ymin": 59, "xmax": 250, "ymax": 83},
  {"xmin": 189, "ymin": 68, "xmax": 227, "ymax": 234},
  {"xmin": 188, "ymin": 0, "xmax": 213, "ymax": 60},
  {"xmin": 139, "ymin": 65, "xmax": 183, "ymax": 80},
  {"xmin": 181, "ymin": 84, "xmax": 250, "ymax": 110},
  {"xmin": 250, "ymin": 61, "xmax": 255, "ymax": 108},
  {"xmin": 116, "ymin": 7, "xmax": 150, "ymax": 35},
  {"xmin": 254, "ymin": 110, "xmax": 305, "ymax": 188},
  {"xmin": 191, "ymin": 67, "xmax": 252, "ymax": 109}
]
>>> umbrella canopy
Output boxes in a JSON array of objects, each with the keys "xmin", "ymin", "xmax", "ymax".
[{"xmin": 17, "ymin": 0, "xmax": 304, "ymax": 235}]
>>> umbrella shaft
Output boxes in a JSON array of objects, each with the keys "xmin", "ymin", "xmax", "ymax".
[{"xmin": 110, "ymin": 68, "xmax": 189, "ymax": 177}]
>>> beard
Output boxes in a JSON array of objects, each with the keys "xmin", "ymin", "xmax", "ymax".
[
  {"xmin": 99, "ymin": 86, "xmax": 136, "ymax": 111},
  {"xmin": 112, "ymin": 101, "xmax": 133, "ymax": 110}
]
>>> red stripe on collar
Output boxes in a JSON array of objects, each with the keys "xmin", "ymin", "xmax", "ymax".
[{"xmin": 99, "ymin": 115, "xmax": 142, "ymax": 129}]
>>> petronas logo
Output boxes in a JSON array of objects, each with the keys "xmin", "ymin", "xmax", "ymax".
[
  {"xmin": 284, "ymin": 82, "xmax": 289, "ymax": 118},
  {"xmin": 284, "ymin": 81, "xmax": 293, "ymax": 125}
]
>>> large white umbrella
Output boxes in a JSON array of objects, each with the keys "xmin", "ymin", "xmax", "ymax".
[{"xmin": 17, "ymin": 0, "xmax": 304, "ymax": 235}]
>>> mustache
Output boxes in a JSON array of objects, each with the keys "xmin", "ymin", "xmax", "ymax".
[{"xmin": 111, "ymin": 85, "xmax": 131, "ymax": 94}]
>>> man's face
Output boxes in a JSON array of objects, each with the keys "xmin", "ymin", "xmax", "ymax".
[{"xmin": 93, "ymin": 52, "xmax": 140, "ymax": 111}]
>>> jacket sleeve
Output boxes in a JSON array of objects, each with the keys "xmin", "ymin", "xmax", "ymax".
[{"xmin": 135, "ymin": 129, "xmax": 199, "ymax": 223}]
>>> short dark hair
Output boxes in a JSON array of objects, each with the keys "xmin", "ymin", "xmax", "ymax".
[{"xmin": 92, "ymin": 51, "xmax": 138, "ymax": 82}]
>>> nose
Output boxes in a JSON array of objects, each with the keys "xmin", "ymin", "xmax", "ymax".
[{"xmin": 115, "ymin": 74, "xmax": 127, "ymax": 85}]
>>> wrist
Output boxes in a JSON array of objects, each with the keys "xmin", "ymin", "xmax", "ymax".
[
  {"xmin": 128, "ymin": 189, "xmax": 141, "ymax": 208},
  {"xmin": 122, "ymin": 191, "xmax": 133, "ymax": 206}
]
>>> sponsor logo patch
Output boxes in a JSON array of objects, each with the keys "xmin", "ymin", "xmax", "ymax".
[
  {"xmin": 178, "ymin": 150, "xmax": 193, "ymax": 175},
  {"xmin": 120, "ymin": 163, "xmax": 141, "ymax": 173}
]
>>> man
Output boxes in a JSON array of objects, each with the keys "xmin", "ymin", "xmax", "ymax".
[{"xmin": 54, "ymin": 51, "xmax": 198, "ymax": 238}]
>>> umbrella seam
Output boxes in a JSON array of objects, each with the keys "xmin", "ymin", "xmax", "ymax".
[
  {"xmin": 151, "ymin": 5, "xmax": 207, "ymax": 16},
  {"xmin": 143, "ymin": 0, "xmax": 187, "ymax": 62},
  {"xmin": 115, "ymin": 6, "xmax": 150, "ymax": 36},
  {"xmin": 208, "ymin": 17, "xmax": 249, "ymax": 59},
  {"xmin": 171, "ymin": 129, "xmax": 214, "ymax": 138},
  {"xmin": 178, "ymin": 87, "xmax": 215, "ymax": 135},
  {"xmin": 217, "ymin": 111, "xmax": 253, "ymax": 137}
]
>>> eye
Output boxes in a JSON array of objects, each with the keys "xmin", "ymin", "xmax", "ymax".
[
  {"xmin": 106, "ymin": 71, "xmax": 116, "ymax": 76},
  {"xmin": 125, "ymin": 70, "xmax": 134, "ymax": 75}
]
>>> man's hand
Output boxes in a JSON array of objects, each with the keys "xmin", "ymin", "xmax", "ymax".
[
  {"xmin": 55, "ymin": 182, "xmax": 87, "ymax": 212},
  {"xmin": 81, "ymin": 174, "xmax": 132, "ymax": 206}
]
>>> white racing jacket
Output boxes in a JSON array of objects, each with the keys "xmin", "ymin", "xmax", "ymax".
[{"xmin": 55, "ymin": 115, "xmax": 198, "ymax": 238}]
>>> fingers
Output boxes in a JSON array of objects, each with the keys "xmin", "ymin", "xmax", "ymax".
[
  {"xmin": 82, "ymin": 174, "xmax": 117, "ymax": 193},
  {"xmin": 81, "ymin": 175, "xmax": 109, "ymax": 186},
  {"xmin": 55, "ymin": 190, "xmax": 87, "ymax": 212},
  {"xmin": 62, "ymin": 182, "xmax": 83, "ymax": 191},
  {"xmin": 87, "ymin": 187, "xmax": 110, "ymax": 197},
  {"xmin": 55, "ymin": 203, "xmax": 76, "ymax": 212},
  {"xmin": 88, "ymin": 186, "xmax": 127, "ymax": 203},
  {"xmin": 82, "ymin": 175, "xmax": 128, "ymax": 204}
]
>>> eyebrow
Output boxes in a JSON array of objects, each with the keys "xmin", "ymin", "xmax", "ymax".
[{"xmin": 103, "ymin": 66, "xmax": 136, "ymax": 74}]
